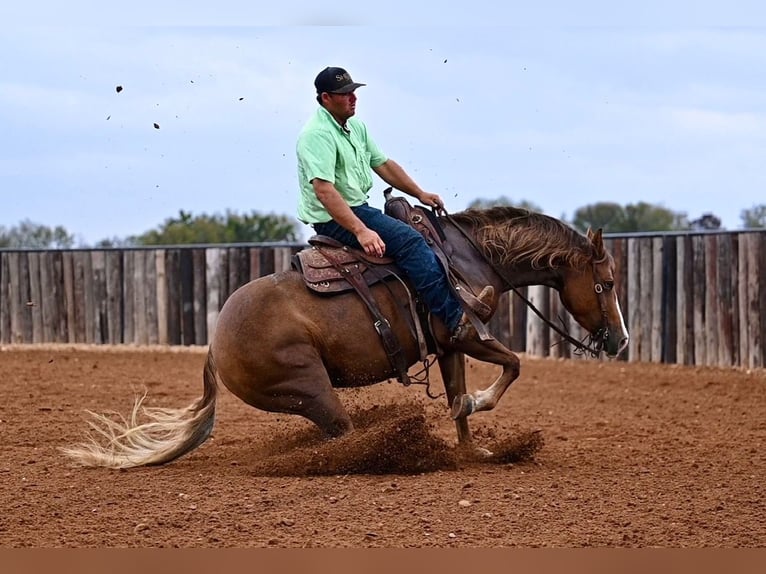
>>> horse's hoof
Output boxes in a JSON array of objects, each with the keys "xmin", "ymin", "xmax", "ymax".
[
  {"xmin": 451, "ymin": 394, "xmax": 475, "ymax": 419},
  {"xmin": 456, "ymin": 443, "xmax": 494, "ymax": 461}
]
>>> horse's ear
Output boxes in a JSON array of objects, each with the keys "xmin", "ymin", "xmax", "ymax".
[{"xmin": 590, "ymin": 228, "xmax": 605, "ymax": 257}]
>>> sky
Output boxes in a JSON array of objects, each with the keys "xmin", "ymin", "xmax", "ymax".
[{"xmin": 2, "ymin": 2, "xmax": 765, "ymax": 245}]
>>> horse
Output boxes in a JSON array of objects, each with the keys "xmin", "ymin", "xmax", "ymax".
[{"xmin": 62, "ymin": 204, "xmax": 630, "ymax": 468}]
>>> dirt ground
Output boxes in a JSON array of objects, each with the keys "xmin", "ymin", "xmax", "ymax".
[{"xmin": 0, "ymin": 345, "xmax": 764, "ymax": 548}]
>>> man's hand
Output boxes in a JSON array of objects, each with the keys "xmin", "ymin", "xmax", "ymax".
[
  {"xmin": 356, "ymin": 228, "xmax": 386, "ymax": 258},
  {"xmin": 418, "ymin": 192, "xmax": 446, "ymax": 213}
]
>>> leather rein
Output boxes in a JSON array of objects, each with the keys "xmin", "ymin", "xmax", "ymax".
[{"xmin": 440, "ymin": 210, "xmax": 611, "ymax": 358}]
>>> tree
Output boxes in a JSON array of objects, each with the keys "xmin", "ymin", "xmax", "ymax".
[
  {"xmin": 467, "ymin": 195, "xmax": 543, "ymax": 212},
  {"xmin": 741, "ymin": 204, "xmax": 766, "ymax": 229},
  {"xmin": 571, "ymin": 201, "xmax": 689, "ymax": 233},
  {"xmin": 572, "ymin": 202, "xmax": 626, "ymax": 232},
  {"xmin": 0, "ymin": 220, "xmax": 75, "ymax": 249},
  {"xmin": 134, "ymin": 210, "xmax": 301, "ymax": 245}
]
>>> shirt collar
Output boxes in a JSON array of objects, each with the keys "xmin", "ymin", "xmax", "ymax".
[{"xmin": 317, "ymin": 106, "xmax": 351, "ymax": 134}]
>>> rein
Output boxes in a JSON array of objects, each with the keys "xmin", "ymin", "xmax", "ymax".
[{"xmin": 440, "ymin": 210, "xmax": 607, "ymax": 358}]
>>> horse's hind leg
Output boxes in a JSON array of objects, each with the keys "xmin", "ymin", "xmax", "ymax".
[
  {"xmin": 260, "ymin": 373, "xmax": 353, "ymax": 438},
  {"xmin": 222, "ymin": 354, "xmax": 353, "ymax": 438}
]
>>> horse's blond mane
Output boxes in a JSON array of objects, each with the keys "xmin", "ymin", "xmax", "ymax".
[{"xmin": 450, "ymin": 207, "xmax": 593, "ymax": 269}]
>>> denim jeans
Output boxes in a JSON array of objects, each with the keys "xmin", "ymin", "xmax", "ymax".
[{"xmin": 313, "ymin": 204, "xmax": 463, "ymax": 331}]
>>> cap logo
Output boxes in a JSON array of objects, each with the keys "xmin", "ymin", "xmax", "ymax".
[{"xmin": 336, "ymin": 73, "xmax": 351, "ymax": 82}]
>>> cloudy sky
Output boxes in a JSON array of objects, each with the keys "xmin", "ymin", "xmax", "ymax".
[{"xmin": 2, "ymin": 2, "xmax": 764, "ymax": 245}]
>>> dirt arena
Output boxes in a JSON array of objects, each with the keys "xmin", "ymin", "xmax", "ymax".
[{"xmin": 0, "ymin": 345, "xmax": 764, "ymax": 548}]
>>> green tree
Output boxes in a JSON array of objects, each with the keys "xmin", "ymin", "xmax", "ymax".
[
  {"xmin": 572, "ymin": 202, "xmax": 626, "ymax": 232},
  {"xmin": 741, "ymin": 204, "xmax": 766, "ymax": 228},
  {"xmin": 0, "ymin": 220, "xmax": 75, "ymax": 248},
  {"xmin": 134, "ymin": 210, "xmax": 301, "ymax": 245},
  {"xmin": 572, "ymin": 201, "xmax": 689, "ymax": 233},
  {"xmin": 467, "ymin": 195, "xmax": 543, "ymax": 212}
]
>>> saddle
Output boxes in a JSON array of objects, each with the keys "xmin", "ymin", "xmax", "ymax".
[
  {"xmin": 295, "ymin": 235, "xmax": 399, "ymax": 294},
  {"xmin": 291, "ymin": 188, "xmax": 494, "ymax": 384}
]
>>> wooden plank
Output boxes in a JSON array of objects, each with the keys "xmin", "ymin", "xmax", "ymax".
[
  {"xmin": 547, "ymin": 287, "xmax": 565, "ymax": 359},
  {"xmin": 525, "ymin": 285, "xmax": 547, "ymax": 357},
  {"xmin": 165, "ymin": 249, "xmax": 182, "ymax": 346},
  {"xmin": 192, "ymin": 248, "xmax": 208, "ymax": 345},
  {"xmin": 249, "ymin": 247, "xmax": 262, "ymax": 280},
  {"xmin": 144, "ymin": 249, "xmax": 159, "ymax": 345},
  {"xmin": 716, "ymin": 234, "xmax": 734, "ymax": 367},
  {"xmin": 155, "ymin": 250, "xmax": 168, "ymax": 345},
  {"xmin": 676, "ymin": 236, "xmax": 694, "ymax": 365},
  {"xmin": 661, "ymin": 236, "xmax": 677, "ymax": 364},
  {"xmin": 80, "ymin": 251, "xmax": 96, "ymax": 343},
  {"xmin": 759, "ymin": 233, "xmax": 766, "ymax": 369},
  {"xmin": 27, "ymin": 252, "xmax": 43, "ymax": 343},
  {"xmin": 105, "ymin": 250, "xmax": 123, "ymax": 344},
  {"xmin": 611, "ymin": 237, "xmax": 629, "ymax": 362},
  {"xmin": 8, "ymin": 252, "xmax": 20, "ymax": 342},
  {"xmin": 627, "ymin": 238, "xmax": 640, "ymax": 362},
  {"xmin": 39, "ymin": 252, "xmax": 57, "ymax": 343},
  {"xmin": 0, "ymin": 253, "xmax": 11, "ymax": 343},
  {"xmin": 122, "ymin": 251, "xmax": 135, "ymax": 345},
  {"xmin": 52, "ymin": 251, "xmax": 67, "ymax": 343},
  {"xmin": 62, "ymin": 251, "xmax": 76, "ymax": 344},
  {"xmin": 228, "ymin": 247, "xmax": 250, "ymax": 297},
  {"xmin": 650, "ymin": 237, "xmax": 663, "ymax": 363},
  {"xmin": 91, "ymin": 250, "xmax": 106, "ymax": 344},
  {"xmin": 729, "ymin": 235, "xmax": 741, "ymax": 366},
  {"xmin": 510, "ymin": 286, "xmax": 527, "ymax": 353},
  {"xmin": 737, "ymin": 234, "xmax": 749, "ymax": 367},
  {"xmin": 639, "ymin": 238, "xmax": 653, "ymax": 363},
  {"xmin": 691, "ymin": 235, "xmax": 707, "ymax": 366},
  {"xmin": 259, "ymin": 247, "xmax": 275, "ymax": 280},
  {"xmin": 746, "ymin": 233, "xmax": 763, "ymax": 368},
  {"xmin": 7, "ymin": 253, "xmax": 24, "ymax": 343},
  {"xmin": 704, "ymin": 235, "xmax": 719, "ymax": 366},
  {"xmin": 274, "ymin": 246, "xmax": 293, "ymax": 273},
  {"xmin": 72, "ymin": 252, "xmax": 87, "ymax": 343},
  {"xmin": 180, "ymin": 249, "xmax": 195, "ymax": 345},
  {"xmin": 133, "ymin": 250, "xmax": 147, "ymax": 345},
  {"xmin": 206, "ymin": 248, "xmax": 223, "ymax": 343}
]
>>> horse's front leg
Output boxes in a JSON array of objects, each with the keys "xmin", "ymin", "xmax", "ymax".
[
  {"xmin": 437, "ymin": 351, "xmax": 492, "ymax": 460},
  {"xmin": 449, "ymin": 338, "xmax": 521, "ymax": 419}
]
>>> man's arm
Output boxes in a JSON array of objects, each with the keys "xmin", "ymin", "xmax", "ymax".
[
  {"xmin": 372, "ymin": 159, "xmax": 444, "ymax": 211},
  {"xmin": 312, "ymin": 178, "xmax": 386, "ymax": 257}
]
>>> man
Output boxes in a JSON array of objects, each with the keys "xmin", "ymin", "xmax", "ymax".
[{"xmin": 296, "ymin": 66, "xmax": 492, "ymax": 343}]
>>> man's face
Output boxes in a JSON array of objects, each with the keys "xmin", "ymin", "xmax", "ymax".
[{"xmin": 323, "ymin": 90, "xmax": 357, "ymax": 122}]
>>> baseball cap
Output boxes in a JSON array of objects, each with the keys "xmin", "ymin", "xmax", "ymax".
[{"xmin": 314, "ymin": 67, "xmax": 366, "ymax": 94}]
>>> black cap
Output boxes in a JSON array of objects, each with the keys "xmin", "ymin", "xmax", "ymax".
[{"xmin": 314, "ymin": 66, "xmax": 366, "ymax": 94}]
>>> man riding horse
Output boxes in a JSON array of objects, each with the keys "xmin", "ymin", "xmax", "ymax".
[
  {"xmin": 61, "ymin": 68, "xmax": 630, "ymax": 470},
  {"xmin": 296, "ymin": 66, "xmax": 494, "ymax": 343}
]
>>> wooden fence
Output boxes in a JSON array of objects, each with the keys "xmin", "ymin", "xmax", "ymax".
[{"xmin": 1, "ymin": 230, "xmax": 764, "ymax": 369}]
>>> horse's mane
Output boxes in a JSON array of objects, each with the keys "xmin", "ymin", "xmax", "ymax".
[{"xmin": 449, "ymin": 207, "xmax": 593, "ymax": 269}]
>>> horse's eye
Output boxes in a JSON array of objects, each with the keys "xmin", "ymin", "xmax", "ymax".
[{"xmin": 604, "ymin": 281, "xmax": 614, "ymax": 291}]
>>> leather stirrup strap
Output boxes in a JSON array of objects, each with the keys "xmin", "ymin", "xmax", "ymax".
[{"xmin": 315, "ymin": 246, "xmax": 411, "ymax": 385}]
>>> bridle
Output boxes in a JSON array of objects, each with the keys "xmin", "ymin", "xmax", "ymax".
[{"xmin": 442, "ymin": 211, "xmax": 612, "ymax": 358}]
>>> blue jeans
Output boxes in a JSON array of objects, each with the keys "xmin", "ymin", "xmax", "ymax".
[{"xmin": 313, "ymin": 204, "xmax": 463, "ymax": 331}]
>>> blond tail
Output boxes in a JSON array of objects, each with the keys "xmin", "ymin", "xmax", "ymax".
[{"xmin": 61, "ymin": 351, "xmax": 218, "ymax": 469}]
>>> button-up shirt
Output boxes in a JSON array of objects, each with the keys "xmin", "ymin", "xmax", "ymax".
[{"xmin": 296, "ymin": 106, "xmax": 387, "ymax": 224}]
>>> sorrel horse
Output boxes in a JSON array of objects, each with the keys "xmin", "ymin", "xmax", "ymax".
[{"xmin": 63, "ymin": 204, "xmax": 629, "ymax": 468}]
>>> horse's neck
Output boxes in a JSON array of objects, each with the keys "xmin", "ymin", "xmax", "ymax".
[{"xmin": 442, "ymin": 222, "xmax": 563, "ymax": 292}]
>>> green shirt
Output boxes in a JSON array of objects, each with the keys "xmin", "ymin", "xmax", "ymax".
[{"xmin": 296, "ymin": 106, "xmax": 388, "ymax": 224}]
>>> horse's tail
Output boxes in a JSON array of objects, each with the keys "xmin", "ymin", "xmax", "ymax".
[{"xmin": 61, "ymin": 350, "xmax": 219, "ymax": 469}]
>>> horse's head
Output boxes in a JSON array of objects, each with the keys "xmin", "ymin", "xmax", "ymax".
[{"xmin": 558, "ymin": 228, "xmax": 629, "ymax": 358}]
